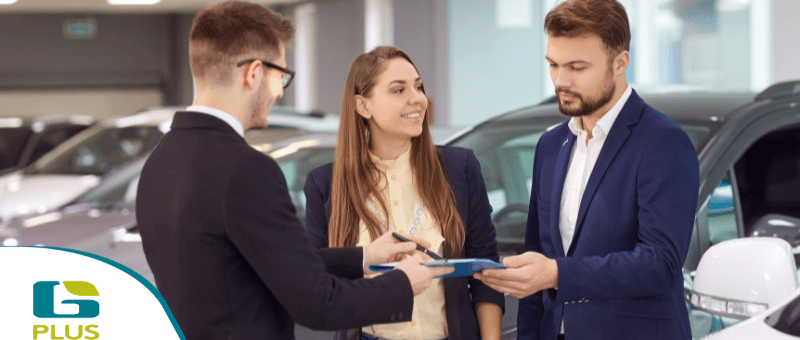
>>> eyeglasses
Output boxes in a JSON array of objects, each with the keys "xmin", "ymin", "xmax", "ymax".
[{"xmin": 236, "ymin": 59, "xmax": 296, "ymax": 89}]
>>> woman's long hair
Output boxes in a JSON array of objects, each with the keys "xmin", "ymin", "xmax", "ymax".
[{"xmin": 329, "ymin": 46, "xmax": 464, "ymax": 257}]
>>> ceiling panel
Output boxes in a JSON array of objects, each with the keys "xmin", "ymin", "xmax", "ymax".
[{"xmin": 0, "ymin": 0, "xmax": 298, "ymax": 13}]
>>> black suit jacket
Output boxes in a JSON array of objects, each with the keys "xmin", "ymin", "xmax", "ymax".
[
  {"xmin": 304, "ymin": 146, "xmax": 505, "ymax": 340},
  {"xmin": 136, "ymin": 112, "xmax": 413, "ymax": 340}
]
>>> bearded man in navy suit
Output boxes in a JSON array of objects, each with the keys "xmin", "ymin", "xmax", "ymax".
[{"xmin": 475, "ymin": 1, "xmax": 699, "ymax": 339}]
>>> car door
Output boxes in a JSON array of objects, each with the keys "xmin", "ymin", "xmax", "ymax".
[{"xmin": 686, "ymin": 103, "xmax": 800, "ymax": 339}]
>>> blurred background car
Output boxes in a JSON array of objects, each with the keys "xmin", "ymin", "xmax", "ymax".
[
  {"xmin": 3, "ymin": 81, "xmax": 800, "ymax": 339},
  {"xmin": 0, "ymin": 115, "xmax": 95, "ymax": 176},
  {"xmin": 0, "ymin": 106, "xmax": 338, "ymax": 224}
]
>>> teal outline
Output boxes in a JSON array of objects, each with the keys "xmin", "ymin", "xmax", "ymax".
[{"xmin": 12, "ymin": 246, "xmax": 186, "ymax": 340}]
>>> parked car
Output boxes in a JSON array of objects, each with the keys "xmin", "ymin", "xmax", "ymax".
[
  {"xmin": 0, "ymin": 133, "xmax": 341, "ymax": 340},
  {"xmin": 442, "ymin": 80, "xmax": 800, "ymax": 339},
  {"xmin": 4, "ymin": 82, "xmax": 800, "ymax": 338},
  {"xmin": 688, "ymin": 233, "xmax": 800, "ymax": 339},
  {"xmin": 0, "ymin": 106, "xmax": 338, "ymax": 224},
  {"xmin": 0, "ymin": 115, "xmax": 95, "ymax": 175}
]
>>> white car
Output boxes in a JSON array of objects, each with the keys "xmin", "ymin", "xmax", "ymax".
[
  {"xmin": 689, "ymin": 222, "xmax": 800, "ymax": 339},
  {"xmin": 0, "ymin": 106, "xmax": 338, "ymax": 224}
]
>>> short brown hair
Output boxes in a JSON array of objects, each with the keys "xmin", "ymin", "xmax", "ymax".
[
  {"xmin": 189, "ymin": 1, "xmax": 294, "ymax": 84},
  {"xmin": 544, "ymin": 0, "xmax": 631, "ymax": 56}
]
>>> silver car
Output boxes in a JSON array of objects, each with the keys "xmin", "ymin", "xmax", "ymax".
[{"xmin": 0, "ymin": 106, "xmax": 337, "ymax": 224}]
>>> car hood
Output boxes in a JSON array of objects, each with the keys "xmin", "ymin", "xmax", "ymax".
[
  {"xmin": 0, "ymin": 172, "xmax": 100, "ymax": 222},
  {"xmin": 0, "ymin": 204, "xmax": 134, "ymax": 247}
]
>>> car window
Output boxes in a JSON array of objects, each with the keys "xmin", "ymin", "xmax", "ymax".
[
  {"xmin": 452, "ymin": 124, "xmax": 548, "ymax": 255},
  {"xmin": 272, "ymin": 147, "xmax": 336, "ymax": 225},
  {"xmin": 28, "ymin": 126, "xmax": 162, "ymax": 176},
  {"xmin": 71, "ymin": 157, "xmax": 147, "ymax": 208},
  {"xmin": 685, "ymin": 175, "xmax": 742, "ymax": 339},
  {"xmin": 0, "ymin": 127, "xmax": 32, "ymax": 171},
  {"xmin": 708, "ymin": 176, "xmax": 738, "ymax": 245},
  {"xmin": 765, "ymin": 293, "xmax": 800, "ymax": 336},
  {"xmin": 24, "ymin": 125, "xmax": 89, "ymax": 167}
]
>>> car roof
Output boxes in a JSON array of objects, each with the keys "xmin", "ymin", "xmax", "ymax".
[
  {"xmin": 102, "ymin": 105, "xmax": 339, "ymax": 131},
  {"xmin": 263, "ymin": 132, "xmax": 338, "ymax": 158},
  {"xmin": 494, "ymin": 91, "xmax": 756, "ymax": 126},
  {"xmin": 0, "ymin": 115, "xmax": 96, "ymax": 129}
]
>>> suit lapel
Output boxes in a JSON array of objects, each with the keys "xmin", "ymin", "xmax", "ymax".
[
  {"xmin": 548, "ymin": 132, "xmax": 576, "ymax": 258},
  {"xmin": 566, "ymin": 91, "xmax": 644, "ymax": 255}
]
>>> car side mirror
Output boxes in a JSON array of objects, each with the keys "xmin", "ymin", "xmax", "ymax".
[{"xmin": 690, "ymin": 237, "xmax": 798, "ymax": 320}]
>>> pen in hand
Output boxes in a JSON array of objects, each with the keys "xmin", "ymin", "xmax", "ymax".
[{"xmin": 392, "ymin": 232, "xmax": 444, "ymax": 260}]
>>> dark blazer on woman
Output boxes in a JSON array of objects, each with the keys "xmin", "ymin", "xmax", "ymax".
[{"xmin": 304, "ymin": 145, "xmax": 505, "ymax": 340}]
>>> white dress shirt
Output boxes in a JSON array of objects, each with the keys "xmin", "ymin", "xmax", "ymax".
[
  {"xmin": 559, "ymin": 84, "xmax": 631, "ymax": 254},
  {"xmin": 186, "ymin": 105, "xmax": 245, "ymax": 137},
  {"xmin": 558, "ymin": 84, "xmax": 631, "ymax": 334}
]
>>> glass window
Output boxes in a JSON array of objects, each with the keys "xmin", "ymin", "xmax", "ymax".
[
  {"xmin": 0, "ymin": 127, "xmax": 32, "ymax": 171},
  {"xmin": 27, "ymin": 126, "xmax": 163, "ymax": 176},
  {"xmin": 453, "ymin": 123, "xmax": 547, "ymax": 250},
  {"xmin": 708, "ymin": 176, "xmax": 738, "ymax": 245},
  {"xmin": 71, "ymin": 157, "xmax": 148, "ymax": 208},
  {"xmin": 272, "ymin": 147, "xmax": 336, "ymax": 224},
  {"xmin": 24, "ymin": 126, "xmax": 88, "ymax": 167},
  {"xmin": 765, "ymin": 293, "xmax": 800, "ymax": 336}
]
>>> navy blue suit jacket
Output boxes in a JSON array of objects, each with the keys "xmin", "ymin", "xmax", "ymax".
[
  {"xmin": 519, "ymin": 90, "xmax": 699, "ymax": 340},
  {"xmin": 304, "ymin": 146, "xmax": 505, "ymax": 340}
]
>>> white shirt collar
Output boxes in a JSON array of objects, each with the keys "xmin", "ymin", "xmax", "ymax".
[
  {"xmin": 567, "ymin": 84, "xmax": 632, "ymax": 139},
  {"xmin": 186, "ymin": 105, "xmax": 245, "ymax": 137}
]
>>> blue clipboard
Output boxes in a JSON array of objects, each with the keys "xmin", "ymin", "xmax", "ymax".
[{"xmin": 368, "ymin": 258, "xmax": 506, "ymax": 278}]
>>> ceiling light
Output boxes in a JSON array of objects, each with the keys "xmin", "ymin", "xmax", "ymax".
[
  {"xmin": 0, "ymin": 0, "xmax": 18, "ymax": 4},
  {"xmin": 107, "ymin": 0, "xmax": 162, "ymax": 5}
]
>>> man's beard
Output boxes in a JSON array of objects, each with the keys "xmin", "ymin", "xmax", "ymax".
[
  {"xmin": 249, "ymin": 78, "xmax": 273, "ymax": 129},
  {"xmin": 556, "ymin": 72, "xmax": 616, "ymax": 117}
]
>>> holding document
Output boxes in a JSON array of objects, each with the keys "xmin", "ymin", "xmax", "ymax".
[
  {"xmin": 303, "ymin": 46, "xmax": 504, "ymax": 340},
  {"xmin": 136, "ymin": 3, "xmax": 449, "ymax": 340}
]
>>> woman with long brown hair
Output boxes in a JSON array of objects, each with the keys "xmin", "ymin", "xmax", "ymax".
[{"xmin": 304, "ymin": 46, "xmax": 503, "ymax": 340}]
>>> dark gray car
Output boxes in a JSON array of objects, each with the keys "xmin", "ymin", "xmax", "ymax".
[{"xmin": 4, "ymin": 82, "xmax": 800, "ymax": 339}]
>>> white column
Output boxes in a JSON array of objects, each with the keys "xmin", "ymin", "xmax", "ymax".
[
  {"xmin": 750, "ymin": 0, "xmax": 772, "ymax": 91},
  {"xmin": 365, "ymin": 0, "xmax": 394, "ymax": 52},
  {"xmin": 542, "ymin": 0, "xmax": 559, "ymax": 98},
  {"xmin": 294, "ymin": 3, "xmax": 316, "ymax": 112},
  {"xmin": 771, "ymin": 0, "xmax": 800, "ymax": 84}
]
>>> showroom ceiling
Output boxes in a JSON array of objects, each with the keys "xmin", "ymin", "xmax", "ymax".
[{"xmin": 0, "ymin": 0, "xmax": 299, "ymax": 13}]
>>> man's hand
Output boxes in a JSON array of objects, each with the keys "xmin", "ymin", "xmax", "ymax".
[
  {"xmin": 363, "ymin": 231, "xmax": 432, "ymax": 273},
  {"xmin": 473, "ymin": 251, "xmax": 559, "ymax": 299},
  {"xmin": 395, "ymin": 254, "xmax": 454, "ymax": 296}
]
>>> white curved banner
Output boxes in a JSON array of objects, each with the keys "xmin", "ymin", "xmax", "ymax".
[{"xmin": 0, "ymin": 246, "xmax": 183, "ymax": 340}]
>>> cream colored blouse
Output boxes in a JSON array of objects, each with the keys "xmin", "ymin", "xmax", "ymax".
[{"xmin": 357, "ymin": 147, "xmax": 448, "ymax": 340}]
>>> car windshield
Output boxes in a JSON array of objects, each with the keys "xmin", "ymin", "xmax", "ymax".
[
  {"xmin": 0, "ymin": 127, "xmax": 32, "ymax": 170},
  {"xmin": 271, "ymin": 146, "xmax": 336, "ymax": 225},
  {"xmin": 765, "ymin": 293, "xmax": 800, "ymax": 336},
  {"xmin": 450, "ymin": 118, "xmax": 719, "ymax": 251},
  {"xmin": 69, "ymin": 156, "xmax": 147, "ymax": 209},
  {"xmin": 25, "ymin": 125, "xmax": 163, "ymax": 176}
]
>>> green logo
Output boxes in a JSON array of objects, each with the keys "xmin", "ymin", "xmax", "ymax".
[{"xmin": 33, "ymin": 281, "xmax": 99, "ymax": 318}]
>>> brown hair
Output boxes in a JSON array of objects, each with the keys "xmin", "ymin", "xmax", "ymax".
[
  {"xmin": 544, "ymin": 0, "xmax": 631, "ymax": 56},
  {"xmin": 329, "ymin": 46, "xmax": 464, "ymax": 257},
  {"xmin": 189, "ymin": 0, "xmax": 294, "ymax": 84}
]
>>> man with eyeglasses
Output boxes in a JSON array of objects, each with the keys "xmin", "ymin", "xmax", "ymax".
[{"xmin": 136, "ymin": 2, "xmax": 448, "ymax": 339}]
